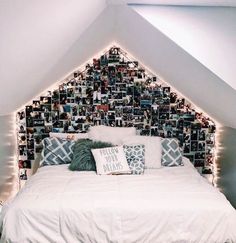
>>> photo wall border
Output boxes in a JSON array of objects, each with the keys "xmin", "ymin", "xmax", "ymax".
[{"xmin": 16, "ymin": 46, "xmax": 216, "ymax": 181}]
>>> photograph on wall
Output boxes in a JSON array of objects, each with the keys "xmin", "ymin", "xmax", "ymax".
[{"xmin": 16, "ymin": 46, "xmax": 216, "ymax": 181}]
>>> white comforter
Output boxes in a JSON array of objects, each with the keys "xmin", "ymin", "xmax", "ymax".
[{"xmin": 1, "ymin": 158, "xmax": 236, "ymax": 243}]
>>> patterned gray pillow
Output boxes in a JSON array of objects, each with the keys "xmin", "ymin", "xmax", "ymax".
[
  {"xmin": 41, "ymin": 137, "xmax": 75, "ymax": 166},
  {"xmin": 161, "ymin": 138, "xmax": 183, "ymax": 166},
  {"xmin": 123, "ymin": 144, "xmax": 145, "ymax": 175}
]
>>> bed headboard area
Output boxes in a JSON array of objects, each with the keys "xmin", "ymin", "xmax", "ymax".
[{"xmin": 16, "ymin": 46, "xmax": 216, "ymax": 182}]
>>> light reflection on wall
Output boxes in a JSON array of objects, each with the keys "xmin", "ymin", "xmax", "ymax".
[
  {"xmin": 213, "ymin": 126, "xmax": 224, "ymax": 188},
  {"xmin": 0, "ymin": 113, "xmax": 19, "ymax": 202}
]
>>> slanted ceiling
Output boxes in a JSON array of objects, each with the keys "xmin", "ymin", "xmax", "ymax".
[{"xmin": 0, "ymin": 0, "xmax": 235, "ymax": 129}]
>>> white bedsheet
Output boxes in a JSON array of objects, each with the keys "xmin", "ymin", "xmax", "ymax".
[{"xmin": 1, "ymin": 158, "xmax": 236, "ymax": 243}]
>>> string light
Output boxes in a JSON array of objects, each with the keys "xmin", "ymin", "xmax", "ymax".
[{"xmin": 15, "ymin": 42, "xmax": 220, "ymax": 187}]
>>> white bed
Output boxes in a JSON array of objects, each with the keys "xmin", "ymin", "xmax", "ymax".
[{"xmin": 1, "ymin": 158, "xmax": 236, "ymax": 243}]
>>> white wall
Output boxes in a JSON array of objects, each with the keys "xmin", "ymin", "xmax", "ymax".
[
  {"xmin": 1, "ymin": 2, "xmax": 236, "ymax": 201},
  {"xmin": 115, "ymin": 5, "xmax": 236, "ymax": 128},
  {"xmin": 0, "ymin": 114, "xmax": 18, "ymax": 202},
  {"xmin": 132, "ymin": 5, "xmax": 236, "ymax": 91},
  {"xmin": 0, "ymin": 5, "xmax": 116, "ymax": 201},
  {"xmin": 0, "ymin": 0, "xmax": 107, "ymax": 115}
]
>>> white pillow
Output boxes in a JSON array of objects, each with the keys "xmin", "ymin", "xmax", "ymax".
[
  {"xmin": 122, "ymin": 135, "xmax": 162, "ymax": 169},
  {"xmin": 88, "ymin": 125, "xmax": 136, "ymax": 145},
  {"xmin": 91, "ymin": 146, "xmax": 131, "ymax": 175},
  {"xmin": 49, "ymin": 132, "xmax": 88, "ymax": 141}
]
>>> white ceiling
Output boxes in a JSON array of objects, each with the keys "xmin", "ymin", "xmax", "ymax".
[
  {"xmin": 0, "ymin": 0, "xmax": 107, "ymax": 113},
  {"xmin": 0, "ymin": 1, "xmax": 236, "ymax": 128},
  {"xmin": 132, "ymin": 5, "xmax": 236, "ymax": 91},
  {"xmin": 126, "ymin": 0, "xmax": 236, "ymax": 7}
]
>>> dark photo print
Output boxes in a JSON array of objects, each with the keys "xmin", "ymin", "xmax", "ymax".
[
  {"xmin": 194, "ymin": 160, "xmax": 205, "ymax": 167},
  {"xmin": 191, "ymin": 130, "xmax": 198, "ymax": 140},
  {"xmin": 191, "ymin": 141, "xmax": 198, "ymax": 152},
  {"xmin": 19, "ymin": 169, "xmax": 28, "ymax": 180},
  {"xmin": 19, "ymin": 160, "xmax": 31, "ymax": 169},
  {"xmin": 32, "ymin": 101, "xmax": 41, "ymax": 111}
]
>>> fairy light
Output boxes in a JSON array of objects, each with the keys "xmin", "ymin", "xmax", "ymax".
[
  {"xmin": 15, "ymin": 42, "xmax": 220, "ymax": 187},
  {"xmin": 0, "ymin": 112, "xmax": 20, "ymax": 199},
  {"xmin": 212, "ymin": 125, "xmax": 224, "ymax": 188}
]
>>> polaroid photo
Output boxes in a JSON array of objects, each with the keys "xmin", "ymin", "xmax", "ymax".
[
  {"xmin": 191, "ymin": 122, "xmax": 201, "ymax": 130},
  {"xmin": 202, "ymin": 166, "xmax": 213, "ymax": 174},
  {"xmin": 140, "ymin": 129, "xmax": 151, "ymax": 136},
  {"xmin": 176, "ymin": 98, "xmax": 185, "ymax": 109},
  {"xmin": 195, "ymin": 152, "xmax": 206, "ymax": 160},
  {"xmin": 27, "ymin": 139, "xmax": 34, "ymax": 149},
  {"xmin": 206, "ymin": 155, "xmax": 214, "ymax": 165},
  {"xmin": 59, "ymin": 84, "xmax": 67, "ymax": 94},
  {"xmin": 60, "ymin": 94, "xmax": 67, "ymax": 104},
  {"xmin": 170, "ymin": 92, "xmax": 177, "ymax": 103},
  {"xmin": 183, "ymin": 133, "xmax": 190, "ymax": 143},
  {"xmin": 206, "ymin": 133, "xmax": 215, "ymax": 145},
  {"xmin": 67, "ymin": 88, "xmax": 75, "ymax": 98},
  {"xmin": 150, "ymin": 127, "xmax": 159, "ymax": 136},
  {"xmin": 183, "ymin": 114, "xmax": 195, "ymax": 122},
  {"xmin": 53, "ymin": 120, "xmax": 64, "ymax": 128},
  {"xmin": 191, "ymin": 130, "xmax": 198, "ymax": 140},
  {"xmin": 18, "ymin": 134, "xmax": 27, "ymax": 145},
  {"xmin": 26, "ymin": 106, "xmax": 33, "ymax": 117},
  {"xmin": 159, "ymin": 113, "xmax": 169, "ymax": 120},
  {"xmin": 27, "ymin": 150, "xmax": 34, "ymax": 160},
  {"xmin": 191, "ymin": 141, "xmax": 198, "ymax": 152},
  {"xmin": 198, "ymin": 141, "xmax": 206, "ymax": 152},
  {"xmin": 183, "ymin": 143, "xmax": 191, "ymax": 153},
  {"xmin": 32, "ymin": 101, "xmax": 41, "ymax": 111},
  {"xmin": 140, "ymin": 100, "xmax": 152, "ymax": 109},
  {"xmin": 19, "ymin": 169, "xmax": 28, "ymax": 180},
  {"xmin": 19, "ymin": 160, "xmax": 31, "ymax": 169},
  {"xmin": 199, "ymin": 130, "xmax": 206, "ymax": 141},
  {"xmin": 40, "ymin": 96, "xmax": 51, "ymax": 105},
  {"xmin": 194, "ymin": 160, "xmax": 205, "ymax": 167},
  {"xmin": 19, "ymin": 145, "xmax": 27, "ymax": 159},
  {"xmin": 33, "ymin": 119, "xmax": 44, "ymax": 127},
  {"xmin": 18, "ymin": 124, "xmax": 26, "ymax": 133},
  {"xmin": 52, "ymin": 90, "xmax": 60, "ymax": 100},
  {"xmin": 59, "ymin": 112, "xmax": 71, "ymax": 120},
  {"xmin": 18, "ymin": 111, "xmax": 26, "ymax": 120}
]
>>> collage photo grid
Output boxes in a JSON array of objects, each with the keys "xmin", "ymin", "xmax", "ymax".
[{"xmin": 16, "ymin": 47, "xmax": 216, "ymax": 181}]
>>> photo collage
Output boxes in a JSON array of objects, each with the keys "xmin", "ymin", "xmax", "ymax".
[{"xmin": 17, "ymin": 46, "xmax": 216, "ymax": 181}]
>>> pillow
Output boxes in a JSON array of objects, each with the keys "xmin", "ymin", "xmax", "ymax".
[
  {"xmin": 161, "ymin": 138, "xmax": 183, "ymax": 167},
  {"xmin": 49, "ymin": 132, "xmax": 88, "ymax": 140},
  {"xmin": 88, "ymin": 125, "xmax": 136, "ymax": 145},
  {"xmin": 122, "ymin": 135, "xmax": 162, "ymax": 169},
  {"xmin": 91, "ymin": 146, "xmax": 131, "ymax": 175},
  {"xmin": 69, "ymin": 139, "xmax": 113, "ymax": 171},
  {"xmin": 123, "ymin": 144, "xmax": 145, "ymax": 175},
  {"xmin": 41, "ymin": 137, "xmax": 74, "ymax": 166}
]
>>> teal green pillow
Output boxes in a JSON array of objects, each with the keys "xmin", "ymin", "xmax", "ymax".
[{"xmin": 69, "ymin": 139, "xmax": 114, "ymax": 171}]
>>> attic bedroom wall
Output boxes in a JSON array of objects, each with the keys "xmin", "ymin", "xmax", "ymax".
[
  {"xmin": 0, "ymin": 2, "xmax": 236, "ymax": 207},
  {"xmin": 131, "ymin": 5, "xmax": 236, "ymax": 91},
  {"xmin": 0, "ymin": 0, "xmax": 108, "ymax": 115}
]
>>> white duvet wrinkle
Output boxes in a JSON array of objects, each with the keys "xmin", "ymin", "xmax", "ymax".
[{"xmin": 1, "ymin": 162, "xmax": 236, "ymax": 243}]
